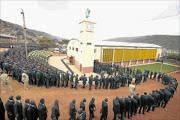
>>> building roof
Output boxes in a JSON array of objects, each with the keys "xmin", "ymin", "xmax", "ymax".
[
  {"xmin": 95, "ymin": 41, "xmax": 162, "ymax": 48},
  {"xmin": 0, "ymin": 34, "xmax": 17, "ymax": 39}
]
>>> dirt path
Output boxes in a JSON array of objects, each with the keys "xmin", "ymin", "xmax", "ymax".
[{"xmin": 0, "ymin": 72, "xmax": 179, "ymax": 120}]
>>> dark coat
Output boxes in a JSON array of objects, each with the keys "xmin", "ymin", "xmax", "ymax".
[
  {"xmin": 77, "ymin": 111, "xmax": 86, "ymax": 120},
  {"xmin": 38, "ymin": 103, "xmax": 47, "ymax": 120},
  {"xmin": 89, "ymin": 100, "xmax": 95, "ymax": 112},
  {"xmin": 133, "ymin": 95, "xmax": 141, "ymax": 107},
  {"xmin": 140, "ymin": 95, "xmax": 148, "ymax": 106},
  {"xmin": 5, "ymin": 99, "xmax": 15, "ymax": 119},
  {"xmin": 23, "ymin": 103, "xmax": 29, "ymax": 119},
  {"xmin": 102, "ymin": 101, "xmax": 108, "ymax": 116},
  {"xmin": 69, "ymin": 102, "xmax": 77, "ymax": 116},
  {"xmin": 119, "ymin": 98, "xmax": 125, "ymax": 112},
  {"xmin": 125, "ymin": 97, "xmax": 131, "ymax": 110},
  {"xmin": 0, "ymin": 98, "xmax": 5, "ymax": 120},
  {"xmin": 80, "ymin": 101, "xmax": 85, "ymax": 111},
  {"xmin": 113, "ymin": 99, "xmax": 120, "ymax": 114},
  {"xmin": 51, "ymin": 104, "xmax": 60, "ymax": 119},
  {"xmin": 14, "ymin": 101, "xmax": 23, "ymax": 119},
  {"xmin": 27, "ymin": 105, "xmax": 39, "ymax": 120}
]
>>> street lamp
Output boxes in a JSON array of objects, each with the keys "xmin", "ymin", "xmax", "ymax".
[{"xmin": 20, "ymin": 9, "xmax": 28, "ymax": 60}]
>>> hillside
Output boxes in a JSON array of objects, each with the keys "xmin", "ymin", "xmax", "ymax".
[
  {"xmin": 104, "ymin": 35, "xmax": 180, "ymax": 51},
  {"xmin": 0, "ymin": 19, "xmax": 63, "ymax": 43}
]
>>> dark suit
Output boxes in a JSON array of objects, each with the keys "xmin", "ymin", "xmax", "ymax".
[
  {"xmin": 69, "ymin": 102, "xmax": 77, "ymax": 120},
  {"xmin": 23, "ymin": 103, "xmax": 29, "ymax": 120},
  {"xmin": 100, "ymin": 101, "xmax": 108, "ymax": 120},
  {"xmin": 38, "ymin": 103, "xmax": 47, "ymax": 120},
  {"xmin": 14, "ymin": 101, "xmax": 23, "ymax": 120},
  {"xmin": 139, "ymin": 95, "xmax": 148, "ymax": 114},
  {"xmin": 5, "ymin": 100, "xmax": 15, "ymax": 120},
  {"xmin": 113, "ymin": 99, "xmax": 120, "ymax": 120},
  {"xmin": 27, "ymin": 105, "xmax": 39, "ymax": 120},
  {"xmin": 119, "ymin": 98, "xmax": 125, "ymax": 119},
  {"xmin": 0, "ymin": 98, "xmax": 5, "ymax": 120},
  {"xmin": 89, "ymin": 100, "xmax": 95, "ymax": 120},
  {"xmin": 51, "ymin": 104, "xmax": 60, "ymax": 120},
  {"xmin": 80, "ymin": 101, "xmax": 85, "ymax": 111},
  {"xmin": 124, "ymin": 97, "xmax": 131, "ymax": 118}
]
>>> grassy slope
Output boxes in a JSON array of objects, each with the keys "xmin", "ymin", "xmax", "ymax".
[{"xmin": 130, "ymin": 63, "xmax": 179, "ymax": 73}]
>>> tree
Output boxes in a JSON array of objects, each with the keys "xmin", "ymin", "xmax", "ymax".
[
  {"xmin": 38, "ymin": 37, "xmax": 57, "ymax": 48},
  {"xmin": 62, "ymin": 39, "xmax": 69, "ymax": 44}
]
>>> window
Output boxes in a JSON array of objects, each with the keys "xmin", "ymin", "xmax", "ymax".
[
  {"xmin": 94, "ymin": 49, "xmax": 96, "ymax": 53},
  {"xmin": 87, "ymin": 43, "xmax": 91, "ymax": 45},
  {"xmin": 69, "ymin": 47, "xmax": 71, "ymax": 50},
  {"xmin": 72, "ymin": 47, "xmax": 74, "ymax": 50},
  {"xmin": 81, "ymin": 42, "xmax": 83, "ymax": 45},
  {"xmin": 76, "ymin": 48, "xmax": 78, "ymax": 52}
]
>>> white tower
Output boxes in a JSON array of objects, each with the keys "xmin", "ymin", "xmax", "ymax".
[{"xmin": 79, "ymin": 20, "xmax": 96, "ymax": 73}]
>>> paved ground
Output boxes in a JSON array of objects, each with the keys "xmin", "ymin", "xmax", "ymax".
[
  {"xmin": 48, "ymin": 56, "xmax": 70, "ymax": 72},
  {"xmin": 0, "ymin": 72, "xmax": 179, "ymax": 120}
]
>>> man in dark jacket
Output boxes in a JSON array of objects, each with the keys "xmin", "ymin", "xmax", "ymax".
[
  {"xmin": 119, "ymin": 96, "xmax": 125, "ymax": 120},
  {"xmin": 80, "ymin": 98, "xmax": 86, "ymax": 111},
  {"xmin": 124, "ymin": 96, "xmax": 131, "ymax": 119},
  {"xmin": 146, "ymin": 93, "xmax": 154, "ymax": 112},
  {"xmin": 89, "ymin": 75, "xmax": 93, "ymax": 90},
  {"xmin": 5, "ymin": 95, "xmax": 15, "ymax": 120},
  {"xmin": 139, "ymin": 92, "xmax": 148, "ymax": 114},
  {"xmin": 74, "ymin": 74, "xmax": 79, "ymax": 89},
  {"xmin": 0, "ymin": 98, "xmax": 5, "ymax": 120},
  {"xmin": 130, "ymin": 96, "xmax": 138, "ymax": 117},
  {"xmin": 82, "ymin": 74, "xmax": 87, "ymax": 89},
  {"xmin": 77, "ymin": 108, "xmax": 86, "ymax": 120},
  {"xmin": 27, "ymin": 100, "xmax": 39, "ymax": 120},
  {"xmin": 113, "ymin": 97, "xmax": 120, "ymax": 120},
  {"xmin": 23, "ymin": 98, "xmax": 30, "ymax": 120},
  {"xmin": 14, "ymin": 95, "xmax": 23, "ymax": 120},
  {"xmin": 133, "ymin": 93, "xmax": 141, "ymax": 111},
  {"xmin": 69, "ymin": 99, "xmax": 77, "ymax": 120},
  {"xmin": 100, "ymin": 98, "xmax": 108, "ymax": 120},
  {"xmin": 38, "ymin": 98, "xmax": 48, "ymax": 120},
  {"xmin": 89, "ymin": 98, "xmax": 96, "ymax": 120},
  {"xmin": 94, "ymin": 75, "xmax": 99, "ymax": 89},
  {"xmin": 51, "ymin": 100, "xmax": 60, "ymax": 120}
]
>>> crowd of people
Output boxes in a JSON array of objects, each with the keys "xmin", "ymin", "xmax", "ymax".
[
  {"xmin": 0, "ymin": 47, "xmax": 177, "ymax": 93},
  {"xmin": 0, "ymin": 74, "xmax": 178, "ymax": 120}
]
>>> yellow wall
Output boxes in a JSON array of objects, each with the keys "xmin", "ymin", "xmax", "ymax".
[{"xmin": 102, "ymin": 48, "xmax": 158, "ymax": 62}]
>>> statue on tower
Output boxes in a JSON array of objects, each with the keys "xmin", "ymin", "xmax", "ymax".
[{"xmin": 85, "ymin": 8, "xmax": 91, "ymax": 20}]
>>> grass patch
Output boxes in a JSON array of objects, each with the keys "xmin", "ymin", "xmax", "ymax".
[{"xmin": 130, "ymin": 63, "xmax": 179, "ymax": 73}]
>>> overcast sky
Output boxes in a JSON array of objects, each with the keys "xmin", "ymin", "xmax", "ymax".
[{"xmin": 1, "ymin": 1, "xmax": 179, "ymax": 41}]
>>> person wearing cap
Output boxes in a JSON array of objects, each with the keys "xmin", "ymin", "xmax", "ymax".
[
  {"xmin": 80, "ymin": 98, "xmax": 86, "ymax": 111},
  {"xmin": 21, "ymin": 70, "xmax": 30, "ymax": 90},
  {"xmin": 0, "ymin": 97, "xmax": 5, "ymax": 120},
  {"xmin": 27, "ymin": 100, "xmax": 39, "ymax": 120},
  {"xmin": 100, "ymin": 98, "xmax": 108, "ymax": 120},
  {"xmin": 113, "ymin": 97, "xmax": 120, "ymax": 120},
  {"xmin": 14, "ymin": 95, "xmax": 23, "ymax": 120},
  {"xmin": 23, "ymin": 98, "xmax": 30, "ymax": 120},
  {"xmin": 77, "ymin": 108, "xmax": 86, "ymax": 120},
  {"xmin": 0, "ymin": 70, "xmax": 13, "ymax": 93},
  {"xmin": 51, "ymin": 100, "xmax": 60, "ymax": 120},
  {"xmin": 89, "ymin": 98, "xmax": 96, "ymax": 120},
  {"xmin": 5, "ymin": 95, "xmax": 15, "ymax": 120},
  {"xmin": 69, "ymin": 99, "xmax": 77, "ymax": 120}
]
